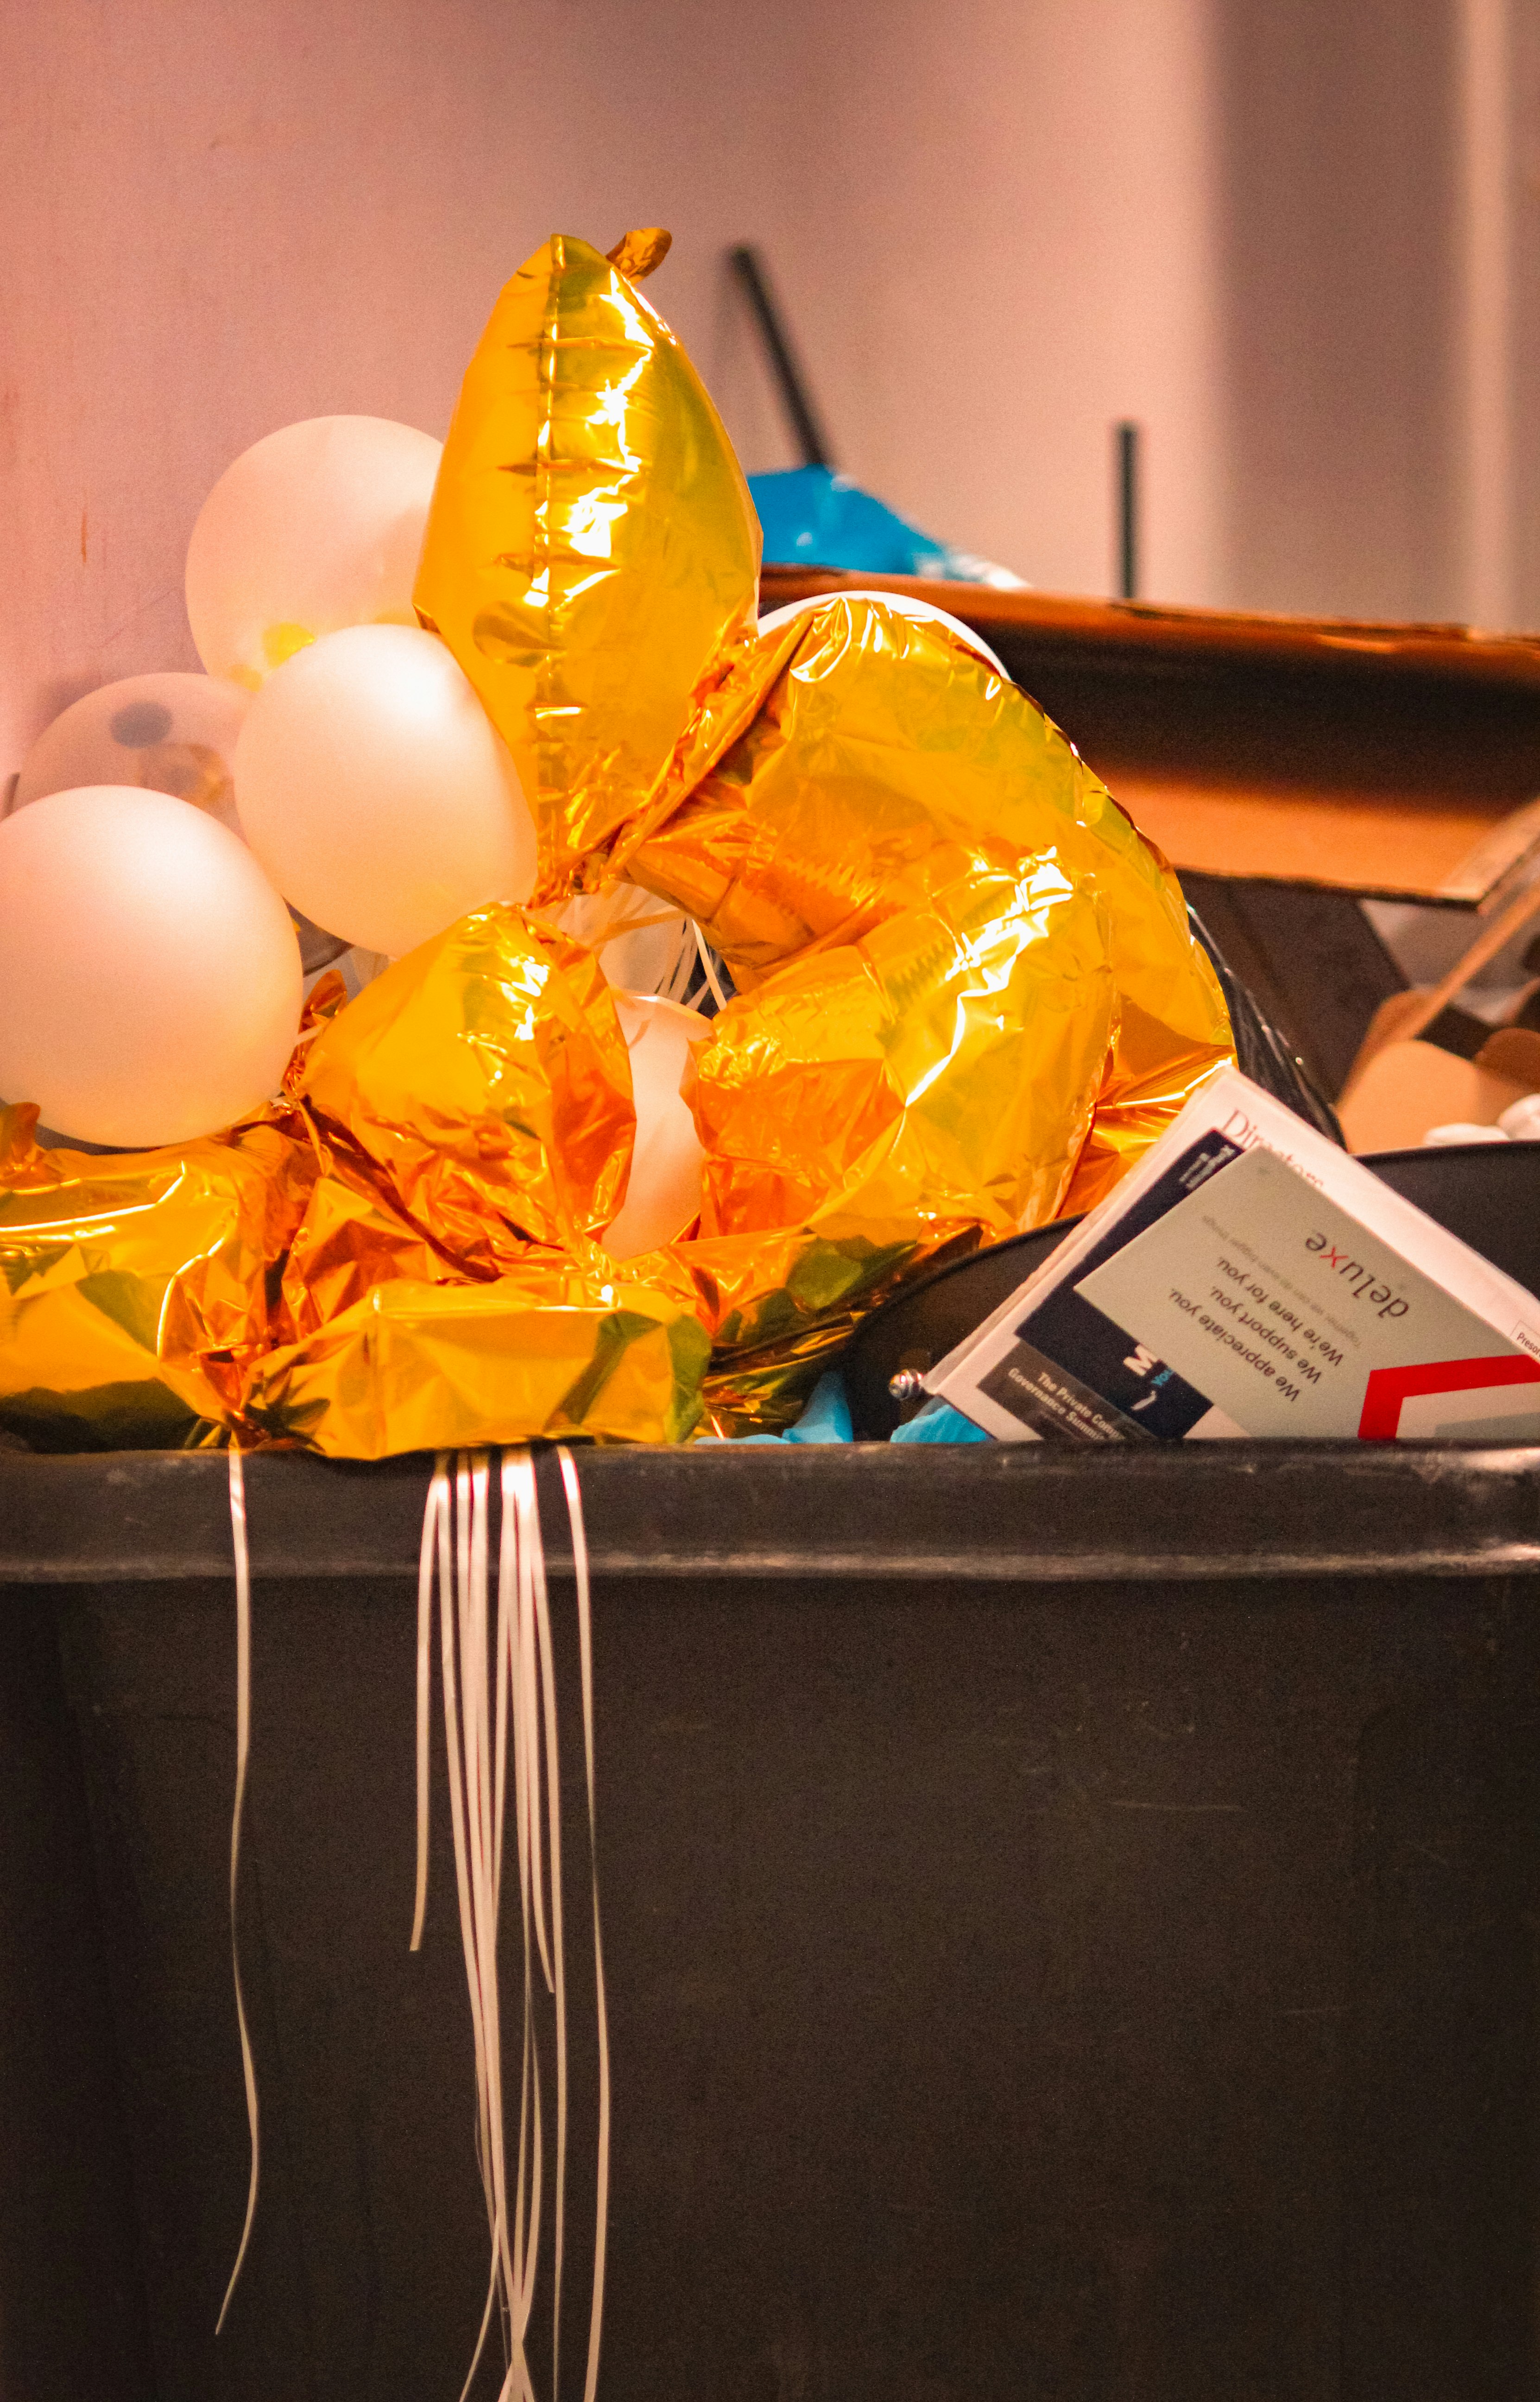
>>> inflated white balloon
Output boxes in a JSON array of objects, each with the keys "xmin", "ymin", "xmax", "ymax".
[
  {"xmin": 0, "ymin": 787, "xmax": 303, "ymax": 1147},
  {"xmin": 600, "ymin": 994, "xmax": 710, "ymax": 1260},
  {"xmin": 14, "ymin": 672, "xmax": 250, "ymax": 834},
  {"xmin": 234, "ymin": 624, "xmax": 536, "ymax": 959},
  {"xmin": 185, "ymin": 416, "xmax": 442, "ymax": 688}
]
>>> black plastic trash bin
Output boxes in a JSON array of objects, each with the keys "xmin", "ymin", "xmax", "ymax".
[{"xmin": 3, "ymin": 1440, "xmax": 1540, "ymax": 2402}]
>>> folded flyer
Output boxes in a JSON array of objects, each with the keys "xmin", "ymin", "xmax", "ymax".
[{"xmin": 929, "ymin": 1071, "xmax": 1540, "ymax": 1443}]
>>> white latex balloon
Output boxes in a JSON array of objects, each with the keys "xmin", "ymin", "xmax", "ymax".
[
  {"xmin": 600, "ymin": 994, "xmax": 710, "ymax": 1261},
  {"xmin": 0, "ymin": 787, "xmax": 303, "ymax": 1148},
  {"xmin": 14, "ymin": 673, "xmax": 352, "ymax": 973},
  {"xmin": 14, "ymin": 672, "xmax": 250, "ymax": 834},
  {"xmin": 186, "ymin": 415, "xmax": 442, "ymax": 688},
  {"xmin": 234, "ymin": 624, "xmax": 537, "ymax": 959}
]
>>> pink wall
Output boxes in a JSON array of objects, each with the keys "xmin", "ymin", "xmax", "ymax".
[{"xmin": 1212, "ymin": 0, "xmax": 1465, "ymax": 622}]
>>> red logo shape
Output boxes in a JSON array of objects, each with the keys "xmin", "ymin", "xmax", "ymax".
[{"xmin": 1357, "ymin": 1354, "xmax": 1540, "ymax": 1441}]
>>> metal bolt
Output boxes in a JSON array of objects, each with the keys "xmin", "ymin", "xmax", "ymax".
[{"xmin": 888, "ymin": 1369, "xmax": 928, "ymax": 1403}]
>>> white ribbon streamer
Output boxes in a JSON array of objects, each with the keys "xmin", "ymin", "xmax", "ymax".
[
  {"xmin": 217, "ymin": 1446, "xmax": 260, "ymax": 2336},
  {"xmin": 412, "ymin": 1447, "xmax": 611, "ymax": 2402},
  {"xmin": 557, "ymin": 1445, "xmax": 610, "ymax": 2402},
  {"xmin": 219, "ymin": 1441, "xmax": 609, "ymax": 2391}
]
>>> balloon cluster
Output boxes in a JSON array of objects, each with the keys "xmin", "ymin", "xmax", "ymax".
[
  {"xmin": 0, "ymin": 417, "xmax": 553, "ymax": 1148},
  {"xmin": 0, "ymin": 233, "xmax": 1235, "ymax": 1460}
]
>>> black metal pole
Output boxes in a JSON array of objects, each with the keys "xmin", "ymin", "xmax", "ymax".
[
  {"xmin": 1116, "ymin": 420, "xmax": 1140, "ymax": 600},
  {"xmin": 729, "ymin": 245, "xmax": 834, "ymax": 472}
]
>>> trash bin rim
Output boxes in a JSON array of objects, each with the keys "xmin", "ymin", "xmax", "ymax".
[{"xmin": 3, "ymin": 1441, "xmax": 1540, "ymax": 1590}]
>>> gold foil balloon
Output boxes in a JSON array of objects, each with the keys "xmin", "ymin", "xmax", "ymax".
[
  {"xmin": 13, "ymin": 671, "xmax": 250, "ymax": 834},
  {"xmin": 0, "ymin": 230, "xmax": 1236, "ymax": 1460},
  {"xmin": 296, "ymin": 903, "xmax": 634, "ymax": 1271},
  {"xmin": 233, "ymin": 624, "xmax": 537, "ymax": 959},
  {"xmin": 599, "ymin": 994, "xmax": 709, "ymax": 1260},
  {"xmin": 186, "ymin": 415, "xmax": 443, "ymax": 689},
  {"xmin": 0, "ymin": 787, "xmax": 303, "ymax": 1148},
  {"xmin": 0, "ymin": 1101, "xmax": 314, "ymax": 1449},
  {"xmin": 622, "ymin": 593, "xmax": 1235, "ymax": 1423},
  {"xmin": 245, "ymin": 1257, "xmax": 709, "ymax": 1457},
  {"xmin": 414, "ymin": 232, "xmax": 761, "ymax": 901}
]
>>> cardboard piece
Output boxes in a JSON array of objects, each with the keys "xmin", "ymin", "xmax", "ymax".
[
  {"xmin": 1336, "ymin": 1040, "xmax": 1533, "ymax": 1154},
  {"xmin": 1336, "ymin": 879, "xmax": 1540, "ymax": 1111}
]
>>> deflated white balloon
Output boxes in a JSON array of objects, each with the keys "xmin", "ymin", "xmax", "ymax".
[
  {"xmin": 186, "ymin": 415, "xmax": 442, "ymax": 688},
  {"xmin": 14, "ymin": 672, "xmax": 250, "ymax": 835},
  {"xmin": 600, "ymin": 994, "xmax": 710, "ymax": 1260},
  {"xmin": 233, "ymin": 624, "xmax": 537, "ymax": 960},
  {"xmin": 0, "ymin": 787, "xmax": 303, "ymax": 1147}
]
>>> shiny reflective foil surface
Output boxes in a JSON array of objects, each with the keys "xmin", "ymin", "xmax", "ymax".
[
  {"xmin": 637, "ymin": 598, "xmax": 1234, "ymax": 1424},
  {"xmin": 0, "ymin": 1102, "xmax": 313, "ymax": 1450},
  {"xmin": 246, "ymin": 1260, "xmax": 709, "ymax": 1459},
  {"xmin": 2, "ymin": 230, "xmax": 1234, "ymax": 1454},
  {"xmin": 297, "ymin": 907, "xmax": 637, "ymax": 1270},
  {"xmin": 415, "ymin": 231, "xmax": 763, "ymax": 903}
]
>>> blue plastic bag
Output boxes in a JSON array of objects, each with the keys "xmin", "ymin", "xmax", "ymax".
[
  {"xmin": 699, "ymin": 1373, "xmax": 988, "ymax": 1445},
  {"xmin": 890, "ymin": 1396, "xmax": 991, "ymax": 1445},
  {"xmin": 749, "ymin": 466, "xmax": 954, "ymax": 579}
]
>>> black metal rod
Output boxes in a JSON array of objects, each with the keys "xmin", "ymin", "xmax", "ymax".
[
  {"xmin": 729, "ymin": 245, "xmax": 834, "ymax": 472},
  {"xmin": 1116, "ymin": 420, "xmax": 1140, "ymax": 600}
]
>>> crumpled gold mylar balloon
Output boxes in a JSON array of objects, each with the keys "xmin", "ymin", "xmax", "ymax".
[
  {"xmin": 4, "ymin": 235, "xmax": 1235, "ymax": 1457},
  {"xmin": 297, "ymin": 904, "xmax": 636, "ymax": 1275},
  {"xmin": 251, "ymin": 902, "xmax": 713, "ymax": 1453},
  {"xmin": 246, "ymin": 1257, "xmax": 709, "ymax": 1458},
  {"xmin": 622, "ymin": 597, "xmax": 1234, "ymax": 1423},
  {"xmin": 415, "ymin": 232, "xmax": 762, "ymax": 903},
  {"xmin": 0, "ymin": 1100, "xmax": 314, "ymax": 1449},
  {"xmin": 276, "ymin": 1127, "xmax": 461, "ymax": 1346}
]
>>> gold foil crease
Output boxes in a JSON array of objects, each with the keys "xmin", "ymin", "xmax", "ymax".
[
  {"xmin": 414, "ymin": 232, "xmax": 762, "ymax": 902},
  {"xmin": 276, "ymin": 1129, "xmax": 462, "ymax": 1346}
]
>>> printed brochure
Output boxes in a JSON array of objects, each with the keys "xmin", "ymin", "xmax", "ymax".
[{"xmin": 929, "ymin": 1072, "xmax": 1540, "ymax": 1444}]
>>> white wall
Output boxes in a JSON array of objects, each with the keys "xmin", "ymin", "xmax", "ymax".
[
  {"xmin": 0, "ymin": 0, "xmax": 805, "ymax": 776},
  {"xmin": 2, "ymin": 0, "xmax": 1534, "ymax": 780},
  {"xmin": 1210, "ymin": 0, "xmax": 1467, "ymax": 623},
  {"xmin": 757, "ymin": 0, "xmax": 1224, "ymax": 605}
]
